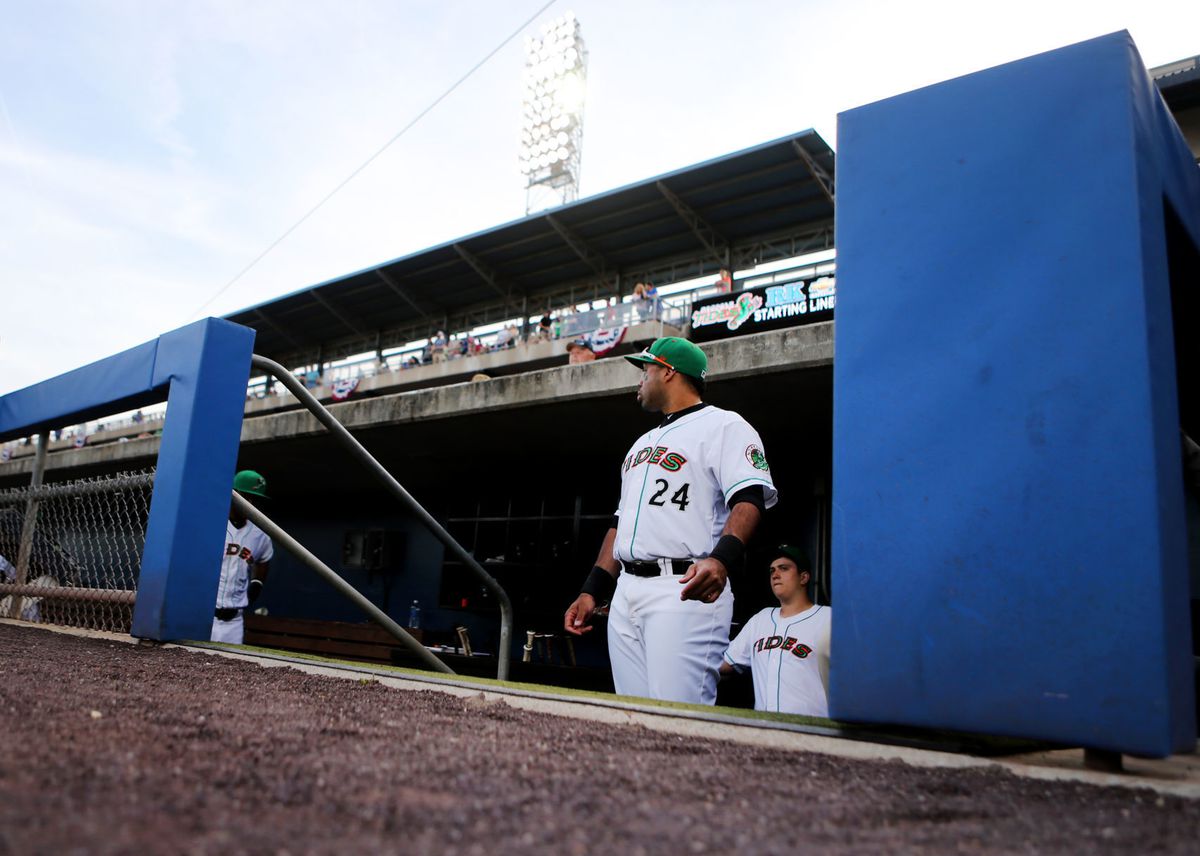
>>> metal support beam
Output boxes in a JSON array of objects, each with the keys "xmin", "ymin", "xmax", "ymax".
[
  {"xmin": 310, "ymin": 290, "xmax": 367, "ymax": 338},
  {"xmin": 546, "ymin": 214, "xmax": 608, "ymax": 277},
  {"xmin": 453, "ymin": 243, "xmax": 511, "ymax": 302},
  {"xmin": 375, "ymin": 270, "xmax": 436, "ymax": 325},
  {"xmin": 792, "ymin": 139, "xmax": 836, "ymax": 206},
  {"xmin": 7, "ymin": 432, "xmax": 47, "ymax": 618},
  {"xmin": 730, "ymin": 224, "xmax": 835, "ymax": 271},
  {"xmin": 655, "ymin": 180, "xmax": 729, "ymax": 267},
  {"xmin": 253, "ymin": 310, "xmax": 306, "ymax": 352}
]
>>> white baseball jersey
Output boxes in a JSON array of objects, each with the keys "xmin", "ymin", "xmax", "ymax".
[
  {"xmin": 215, "ymin": 519, "xmax": 273, "ymax": 609},
  {"xmin": 724, "ymin": 604, "xmax": 832, "ymax": 716},
  {"xmin": 612, "ymin": 404, "xmax": 777, "ymax": 562}
]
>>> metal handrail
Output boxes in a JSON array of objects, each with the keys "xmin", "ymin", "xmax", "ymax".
[
  {"xmin": 0, "ymin": 584, "xmax": 136, "ymax": 604},
  {"xmin": 231, "ymin": 492, "xmax": 451, "ymax": 675},
  {"xmin": 249, "ymin": 353, "xmax": 514, "ymax": 680}
]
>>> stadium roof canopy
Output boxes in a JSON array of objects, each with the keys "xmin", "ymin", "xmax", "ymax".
[
  {"xmin": 1153, "ymin": 54, "xmax": 1200, "ymax": 164},
  {"xmin": 225, "ymin": 129, "xmax": 836, "ymax": 368},
  {"xmin": 1154, "ymin": 53, "xmax": 1200, "ymax": 108}
]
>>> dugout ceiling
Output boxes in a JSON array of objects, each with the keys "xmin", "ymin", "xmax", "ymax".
[
  {"xmin": 232, "ymin": 364, "xmax": 833, "ymax": 503},
  {"xmin": 225, "ymin": 130, "xmax": 836, "ymax": 369}
]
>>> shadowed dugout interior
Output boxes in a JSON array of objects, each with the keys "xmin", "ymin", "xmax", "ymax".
[{"xmin": 231, "ymin": 362, "xmax": 832, "ymax": 696}]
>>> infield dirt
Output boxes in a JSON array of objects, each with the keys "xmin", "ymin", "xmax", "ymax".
[{"xmin": 0, "ymin": 622, "xmax": 1196, "ymax": 855}]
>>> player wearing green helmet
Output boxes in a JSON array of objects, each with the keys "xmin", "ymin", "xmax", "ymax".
[{"xmin": 211, "ymin": 470, "xmax": 274, "ymax": 644}]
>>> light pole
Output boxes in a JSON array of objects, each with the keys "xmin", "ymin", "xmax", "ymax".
[{"xmin": 519, "ymin": 12, "xmax": 588, "ymax": 214}]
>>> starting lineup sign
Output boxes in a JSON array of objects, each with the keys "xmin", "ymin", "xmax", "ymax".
[{"xmin": 689, "ymin": 276, "xmax": 835, "ymax": 343}]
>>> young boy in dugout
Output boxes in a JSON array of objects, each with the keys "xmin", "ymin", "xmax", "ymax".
[{"xmin": 720, "ymin": 544, "xmax": 831, "ymax": 717}]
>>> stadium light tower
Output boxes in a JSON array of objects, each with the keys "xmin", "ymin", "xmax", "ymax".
[{"xmin": 519, "ymin": 12, "xmax": 587, "ymax": 214}]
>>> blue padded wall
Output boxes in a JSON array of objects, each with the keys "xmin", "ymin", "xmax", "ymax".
[
  {"xmin": 132, "ymin": 320, "xmax": 257, "ymax": 641},
  {"xmin": 831, "ymin": 32, "xmax": 1200, "ymax": 756},
  {"xmin": 0, "ymin": 319, "xmax": 255, "ymax": 642}
]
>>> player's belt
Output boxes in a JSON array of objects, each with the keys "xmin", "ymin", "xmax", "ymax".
[
  {"xmin": 621, "ymin": 558, "xmax": 691, "ymax": 577},
  {"xmin": 214, "ymin": 607, "xmax": 242, "ymax": 621}
]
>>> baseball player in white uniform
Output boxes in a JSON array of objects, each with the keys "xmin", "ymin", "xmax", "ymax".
[
  {"xmin": 211, "ymin": 470, "xmax": 273, "ymax": 644},
  {"xmin": 564, "ymin": 337, "xmax": 777, "ymax": 704},
  {"xmin": 721, "ymin": 545, "xmax": 832, "ymax": 716}
]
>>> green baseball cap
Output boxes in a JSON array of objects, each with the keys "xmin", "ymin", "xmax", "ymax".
[
  {"xmin": 623, "ymin": 337, "xmax": 708, "ymax": 380},
  {"xmin": 233, "ymin": 470, "xmax": 269, "ymax": 499}
]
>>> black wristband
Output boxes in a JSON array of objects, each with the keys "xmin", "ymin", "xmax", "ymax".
[
  {"xmin": 247, "ymin": 578, "xmax": 263, "ymax": 604},
  {"xmin": 580, "ymin": 565, "xmax": 617, "ymax": 603},
  {"xmin": 708, "ymin": 534, "xmax": 745, "ymax": 573}
]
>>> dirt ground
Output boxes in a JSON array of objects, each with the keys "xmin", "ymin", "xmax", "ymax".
[{"xmin": 0, "ymin": 623, "xmax": 1197, "ymax": 855}]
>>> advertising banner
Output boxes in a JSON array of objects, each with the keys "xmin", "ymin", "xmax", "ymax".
[{"xmin": 689, "ymin": 276, "xmax": 835, "ymax": 342}]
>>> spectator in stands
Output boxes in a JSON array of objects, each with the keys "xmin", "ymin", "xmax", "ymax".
[
  {"xmin": 632, "ymin": 282, "xmax": 648, "ymax": 301},
  {"xmin": 715, "ymin": 268, "xmax": 733, "ymax": 293},
  {"xmin": 566, "ymin": 339, "xmax": 595, "ymax": 365},
  {"xmin": 405, "ymin": 355, "xmax": 421, "ymax": 369},
  {"xmin": 494, "ymin": 326, "xmax": 517, "ymax": 350},
  {"xmin": 536, "ymin": 313, "xmax": 553, "ymax": 343},
  {"xmin": 132, "ymin": 410, "xmax": 144, "ymax": 424},
  {"xmin": 304, "ymin": 368, "xmax": 320, "ymax": 389},
  {"xmin": 432, "ymin": 330, "xmax": 448, "ymax": 363}
]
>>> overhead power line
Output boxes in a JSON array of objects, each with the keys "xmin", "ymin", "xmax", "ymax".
[{"xmin": 187, "ymin": 0, "xmax": 558, "ymax": 322}]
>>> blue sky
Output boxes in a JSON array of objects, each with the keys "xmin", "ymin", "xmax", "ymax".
[{"xmin": 2, "ymin": 0, "xmax": 1198, "ymax": 394}]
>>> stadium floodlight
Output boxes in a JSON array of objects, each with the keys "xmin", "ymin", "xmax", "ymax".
[{"xmin": 520, "ymin": 12, "xmax": 587, "ymax": 213}]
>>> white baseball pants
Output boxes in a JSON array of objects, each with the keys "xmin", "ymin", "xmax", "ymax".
[
  {"xmin": 607, "ymin": 573, "xmax": 733, "ymax": 705},
  {"xmin": 211, "ymin": 613, "xmax": 244, "ymax": 644}
]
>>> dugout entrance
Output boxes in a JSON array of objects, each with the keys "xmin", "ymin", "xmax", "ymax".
[{"xmin": 232, "ymin": 339, "xmax": 833, "ymax": 692}]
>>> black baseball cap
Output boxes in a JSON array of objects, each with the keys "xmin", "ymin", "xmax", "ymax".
[{"xmin": 769, "ymin": 544, "xmax": 809, "ymax": 569}]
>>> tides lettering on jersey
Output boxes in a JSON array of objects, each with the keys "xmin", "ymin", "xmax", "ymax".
[
  {"xmin": 623, "ymin": 446, "xmax": 687, "ymax": 473},
  {"xmin": 613, "ymin": 404, "xmax": 777, "ymax": 564},
  {"xmin": 752, "ymin": 635, "xmax": 814, "ymax": 659},
  {"xmin": 225, "ymin": 543, "xmax": 254, "ymax": 562}
]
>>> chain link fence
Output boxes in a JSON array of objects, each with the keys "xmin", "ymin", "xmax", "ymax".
[{"xmin": 0, "ymin": 470, "xmax": 154, "ymax": 633}]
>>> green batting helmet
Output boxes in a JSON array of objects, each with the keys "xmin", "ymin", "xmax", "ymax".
[{"xmin": 233, "ymin": 470, "xmax": 269, "ymax": 499}]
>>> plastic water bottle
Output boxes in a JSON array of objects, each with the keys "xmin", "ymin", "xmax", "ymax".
[{"xmin": 408, "ymin": 599, "xmax": 421, "ymax": 629}]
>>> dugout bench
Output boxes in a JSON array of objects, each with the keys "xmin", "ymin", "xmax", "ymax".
[
  {"xmin": 243, "ymin": 613, "xmax": 614, "ymax": 690},
  {"xmin": 244, "ymin": 614, "xmax": 428, "ymax": 665}
]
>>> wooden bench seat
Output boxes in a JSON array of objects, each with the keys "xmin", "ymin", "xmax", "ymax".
[{"xmin": 243, "ymin": 614, "xmax": 423, "ymax": 665}]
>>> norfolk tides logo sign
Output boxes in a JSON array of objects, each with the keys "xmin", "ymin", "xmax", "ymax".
[
  {"xmin": 690, "ymin": 292, "xmax": 764, "ymax": 332},
  {"xmin": 689, "ymin": 276, "xmax": 836, "ymax": 342}
]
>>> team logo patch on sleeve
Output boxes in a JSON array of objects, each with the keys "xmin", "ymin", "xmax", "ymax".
[{"xmin": 745, "ymin": 445, "xmax": 769, "ymax": 471}]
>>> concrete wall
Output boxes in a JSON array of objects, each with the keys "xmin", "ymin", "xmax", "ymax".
[{"xmin": 0, "ymin": 323, "xmax": 832, "ymax": 483}]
